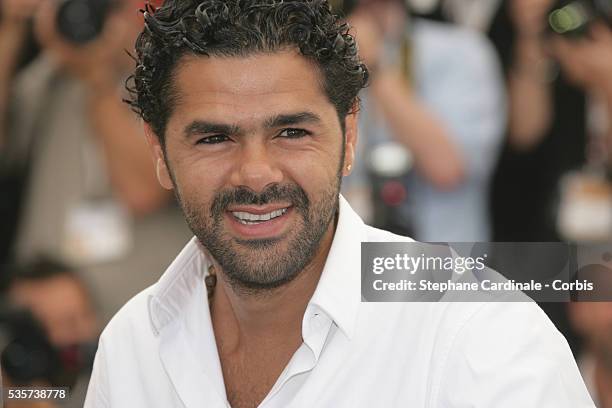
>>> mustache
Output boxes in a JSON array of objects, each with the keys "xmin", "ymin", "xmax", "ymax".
[{"xmin": 210, "ymin": 184, "xmax": 310, "ymax": 217}]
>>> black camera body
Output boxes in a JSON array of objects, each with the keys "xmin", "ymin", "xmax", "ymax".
[
  {"xmin": 0, "ymin": 305, "xmax": 97, "ymax": 387},
  {"xmin": 56, "ymin": 0, "xmax": 113, "ymax": 44},
  {"xmin": 549, "ymin": 0, "xmax": 612, "ymax": 37},
  {"xmin": 0, "ymin": 307, "xmax": 61, "ymax": 385}
]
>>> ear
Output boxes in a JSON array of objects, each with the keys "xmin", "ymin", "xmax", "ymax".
[
  {"xmin": 143, "ymin": 123, "xmax": 174, "ymax": 190},
  {"xmin": 342, "ymin": 108, "xmax": 359, "ymax": 177}
]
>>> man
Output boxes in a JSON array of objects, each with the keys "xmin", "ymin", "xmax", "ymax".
[
  {"xmin": 4, "ymin": 258, "xmax": 98, "ymax": 356},
  {"xmin": 84, "ymin": 1, "xmax": 593, "ymax": 407},
  {"xmin": 3, "ymin": 258, "xmax": 99, "ymax": 408},
  {"xmin": 345, "ymin": 0, "xmax": 505, "ymax": 241},
  {"xmin": 1, "ymin": 0, "xmax": 191, "ymax": 322}
]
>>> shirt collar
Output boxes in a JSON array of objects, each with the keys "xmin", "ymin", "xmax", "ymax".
[
  {"xmin": 148, "ymin": 194, "xmax": 365, "ymax": 340},
  {"xmin": 147, "ymin": 236, "xmax": 210, "ymax": 336},
  {"xmin": 306, "ymin": 195, "xmax": 364, "ymax": 339}
]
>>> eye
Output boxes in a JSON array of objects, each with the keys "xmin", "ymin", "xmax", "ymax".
[
  {"xmin": 196, "ymin": 134, "xmax": 230, "ymax": 144},
  {"xmin": 278, "ymin": 128, "xmax": 310, "ymax": 139}
]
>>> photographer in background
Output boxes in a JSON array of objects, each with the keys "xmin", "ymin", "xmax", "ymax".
[
  {"xmin": 489, "ymin": 0, "xmax": 612, "ymax": 243},
  {"xmin": 1, "ymin": 306, "xmax": 61, "ymax": 408},
  {"xmin": 0, "ymin": 0, "xmax": 191, "ymax": 322},
  {"xmin": 484, "ymin": 0, "xmax": 612, "ymax": 357},
  {"xmin": 345, "ymin": 0, "xmax": 506, "ymax": 241},
  {"xmin": 0, "ymin": 258, "xmax": 99, "ymax": 407},
  {"xmin": 404, "ymin": 0, "xmax": 612, "ymax": 242}
]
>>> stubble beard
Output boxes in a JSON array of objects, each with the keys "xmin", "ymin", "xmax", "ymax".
[
  {"xmin": 179, "ymin": 176, "xmax": 342, "ymax": 296},
  {"xmin": 167, "ymin": 129, "xmax": 346, "ymax": 296}
]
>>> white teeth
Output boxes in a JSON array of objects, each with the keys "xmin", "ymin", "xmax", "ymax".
[{"xmin": 231, "ymin": 208, "xmax": 288, "ymax": 224}]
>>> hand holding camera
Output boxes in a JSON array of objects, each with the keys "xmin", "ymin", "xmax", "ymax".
[
  {"xmin": 33, "ymin": 0, "xmax": 135, "ymax": 92},
  {"xmin": 543, "ymin": 0, "xmax": 612, "ymax": 91},
  {"xmin": 552, "ymin": 23, "xmax": 612, "ymax": 93},
  {"xmin": 549, "ymin": 22, "xmax": 612, "ymax": 92}
]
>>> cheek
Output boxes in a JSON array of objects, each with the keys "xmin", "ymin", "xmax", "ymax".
[
  {"xmin": 176, "ymin": 170, "xmax": 222, "ymax": 210},
  {"xmin": 286, "ymin": 154, "xmax": 341, "ymax": 198},
  {"xmin": 168, "ymin": 150, "xmax": 234, "ymax": 204}
]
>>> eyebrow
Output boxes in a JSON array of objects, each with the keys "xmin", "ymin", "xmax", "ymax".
[
  {"xmin": 263, "ymin": 111, "xmax": 323, "ymax": 128},
  {"xmin": 184, "ymin": 121, "xmax": 241, "ymax": 138},
  {"xmin": 183, "ymin": 111, "xmax": 322, "ymax": 138}
]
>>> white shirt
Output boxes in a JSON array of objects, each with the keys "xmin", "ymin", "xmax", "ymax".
[{"xmin": 84, "ymin": 196, "xmax": 594, "ymax": 407}]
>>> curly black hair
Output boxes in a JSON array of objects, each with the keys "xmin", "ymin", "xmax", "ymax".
[{"xmin": 126, "ymin": 0, "xmax": 369, "ymax": 144}]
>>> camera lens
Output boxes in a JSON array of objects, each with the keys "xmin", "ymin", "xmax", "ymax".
[
  {"xmin": 549, "ymin": 2, "xmax": 591, "ymax": 35},
  {"xmin": 548, "ymin": 0, "xmax": 612, "ymax": 37},
  {"xmin": 56, "ymin": 0, "xmax": 111, "ymax": 44}
]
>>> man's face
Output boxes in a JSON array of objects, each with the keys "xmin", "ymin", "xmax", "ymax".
[
  {"xmin": 571, "ymin": 301, "xmax": 612, "ymax": 368},
  {"xmin": 9, "ymin": 276, "xmax": 98, "ymax": 348},
  {"xmin": 146, "ymin": 51, "xmax": 357, "ymax": 292}
]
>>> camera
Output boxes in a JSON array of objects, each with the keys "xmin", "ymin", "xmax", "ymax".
[
  {"xmin": 56, "ymin": 0, "xmax": 113, "ymax": 44},
  {"xmin": 0, "ymin": 305, "xmax": 97, "ymax": 387},
  {"xmin": 0, "ymin": 307, "xmax": 62, "ymax": 385},
  {"xmin": 549, "ymin": 0, "xmax": 612, "ymax": 37}
]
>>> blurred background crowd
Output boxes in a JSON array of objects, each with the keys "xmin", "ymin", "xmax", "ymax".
[{"xmin": 0, "ymin": 0, "xmax": 611, "ymax": 406}]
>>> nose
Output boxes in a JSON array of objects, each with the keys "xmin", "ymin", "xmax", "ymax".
[{"xmin": 230, "ymin": 140, "xmax": 283, "ymax": 193}]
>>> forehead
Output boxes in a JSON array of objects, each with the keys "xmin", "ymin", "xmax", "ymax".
[
  {"xmin": 10, "ymin": 276, "xmax": 87, "ymax": 307},
  {"xmin": 169, "ymin": 50, "xmax": 337, "ymax": 129}
]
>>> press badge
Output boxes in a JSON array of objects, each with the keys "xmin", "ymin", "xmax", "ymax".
[{"xmin": 62, "ymin": 199, "xmax": 132, "ymax": 265}]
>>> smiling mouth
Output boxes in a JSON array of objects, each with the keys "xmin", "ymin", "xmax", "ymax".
[{"xmin": 231, "ymin": 208, "xmax": 289, "ymax": 225}]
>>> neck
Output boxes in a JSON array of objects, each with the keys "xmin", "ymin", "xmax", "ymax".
[{"xmin": 210, "ymin": 223, "xmax": 336, "ymax": 352}]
